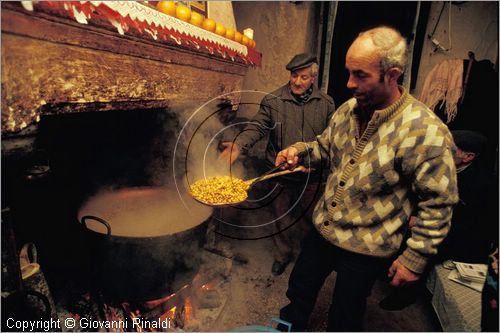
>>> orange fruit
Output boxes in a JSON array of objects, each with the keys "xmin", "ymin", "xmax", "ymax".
[
  {"xmin": 234, "ymin": 31, "xmax": 242, "ymax": 43},
  {"xmin": 175, "ymin": 5, "xmax": 191, "ymax": 22},
  {"xmin": 241, "ymin": 35, "xmax": 249, "ymax": 46},
  {"xmin": 225, "ymin": 28, "xmax": 235, "ymax": 40},
  {"xmin": 156, "ymin": 1, "xmax": 176, "ymax": 16},
  {"xmin": 202, "ymin": 18, "xmax": 216, "ymax": 32},
  {"xmin": 190, "ymin": 11, "xmax": 203, "ymax": 27},
  {"xmin": 249, "ymin": 39, "xmax": 256, "ymax": 48},
  {"xmin": 215, "ymin": 23, "xmax": 226, "ymax": 36}
]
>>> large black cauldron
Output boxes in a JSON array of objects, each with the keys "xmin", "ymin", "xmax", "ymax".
[{"xmin": 77, "ymin": 186, "xmax": 212, "ymax": 301}]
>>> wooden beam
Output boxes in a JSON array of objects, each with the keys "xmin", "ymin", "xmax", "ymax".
[
  {"xmin": 1, "ymin": 5, "xmax": 248, "ymax": 133},
  {"xmin": 1, "ymin": 6, "xmax": 248, "ymax": 75}
]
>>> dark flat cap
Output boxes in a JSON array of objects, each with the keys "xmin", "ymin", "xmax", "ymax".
[
  {"xmin": 452, "ymin": 130, "xmax": 488, "ymax": 154},
  {"xmin": 286, "ymin": 53, "xmax": 317, "ymax": 71}
]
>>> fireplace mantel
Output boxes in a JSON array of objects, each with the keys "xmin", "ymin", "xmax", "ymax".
[{"xmin": 1, "ymin": 2, "xmax": 253, "ymax": 133}]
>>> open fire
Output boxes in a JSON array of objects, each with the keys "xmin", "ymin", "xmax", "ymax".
[
  {"xmin": 121, "ymin": 284, "xmax": 193, "ymax": 331},
  {"xmin": 99, "ymin": 255, "xmax": 231, "ymax": 332}
]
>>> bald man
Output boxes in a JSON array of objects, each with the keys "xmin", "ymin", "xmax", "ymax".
[{"xmin": 275, "ymin": 26, "xmax": 458, "ymax": 331}]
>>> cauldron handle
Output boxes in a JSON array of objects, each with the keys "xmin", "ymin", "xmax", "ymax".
[
  {"xmin": 3, "ymin": 289, "xmax": 52, "ymax": 321},
  {"xmin": 81, "ymin": 215, "xmax": 112, "ymax": 236}
]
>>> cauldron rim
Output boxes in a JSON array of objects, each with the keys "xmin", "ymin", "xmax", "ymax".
[
  {"xmin": 77, "ymin": 186, "xmax": 213, "ymax": 237},
  {"xmin": 77, "ymin": 215, "xmax": 210, "ymax": 240}
]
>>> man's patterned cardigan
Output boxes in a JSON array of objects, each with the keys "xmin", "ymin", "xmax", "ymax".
[{"xmin": 292, "ymin": 88, "xmax": 459, "ymax": 274}]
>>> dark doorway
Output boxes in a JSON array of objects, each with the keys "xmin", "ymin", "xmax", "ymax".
[{"xmin": 322, "ymin": 1, "xmax": 430, "ymax": 105}]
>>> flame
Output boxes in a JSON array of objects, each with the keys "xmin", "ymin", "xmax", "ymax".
[
  {"xmin": 184, "ymin": 297, "xmax": 193, "ymax": 321},
  {"xmin": 118, "ymin": 273, "xmax": 224, "ymax": 331},
  {"xmin": 168, "ymin": 306, "xmax": 176, "ymax": 318},
  {"xmin": 122, "ymin": 303, "xmax": 144, "ymax": 332},
  {"xmin": 159, "ymin": 306, "xmax": 177, "ymax": 323},
  {"xmin": 201, "ymin": 282, "xmax": 216, "ymax": 290}
]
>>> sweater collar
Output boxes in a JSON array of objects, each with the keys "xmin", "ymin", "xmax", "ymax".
[{"xmin": 354, "ymin": 86, "xmax": 411, "ymax": 125}]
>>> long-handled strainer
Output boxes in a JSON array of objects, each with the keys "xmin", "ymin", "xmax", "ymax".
[
  {"xmin": 192, "ymin": 166, "xmax": 306, "ymax": 207},
  {"xmin": 191, "ymin": 148, "xmax": 312, "ymax": 207},
  {"xmin": 244, "ymin": 162, "xmax": 305, "ymax": 188}
]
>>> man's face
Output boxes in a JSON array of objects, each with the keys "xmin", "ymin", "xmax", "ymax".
[
  {"xmin": 289, "ymin": 66, "xmax": 315, "ymax": 95},
  {"xmin": 345, "ymin": 38, "xmax": 392, "ymax": 110}
]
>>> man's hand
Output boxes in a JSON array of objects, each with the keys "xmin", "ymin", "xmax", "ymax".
[
  {"xmin": 219, "ymin": 142, "xmax": 240, "ymax": 165},
  {"xmin": 387, "ymin": 259, "xmax": 421, "ymax": 287},
  {"xmin": 275, "ymin": 147, "xmax": 299, "ymax": 170},
  {"xmin": 408, "ymin": 216, "xmax": 417, "ymax": 228}
]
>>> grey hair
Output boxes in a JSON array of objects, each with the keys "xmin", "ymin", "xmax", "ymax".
[
  {"xmin": 310, "ymin": 63, "xmax": 319, "ymax": 77},
  {"xmin": 358, "ymin": 26, "xmax": 408, "ymax": 74}
]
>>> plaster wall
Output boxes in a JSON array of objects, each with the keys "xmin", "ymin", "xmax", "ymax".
[
  {"xmin": 413, "ymin": 1, "xmax": 498, "ymax": 96},
  {"xmin": 207, "ymin": 1, "xmax": 236, "ymax": 30}
]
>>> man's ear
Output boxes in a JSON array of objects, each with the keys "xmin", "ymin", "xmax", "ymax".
[
  {"xmin": 386, "ymin": 67, "xmax": 402, "ymax": 85},
  {"xmin": 463, "ymin": 151, "xmax": 476, "ymax": 163}
]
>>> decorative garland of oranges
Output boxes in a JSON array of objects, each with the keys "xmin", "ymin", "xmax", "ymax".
[{"xmin": 155, "ymin": 1, "xmax": 256, "ymax": 48}]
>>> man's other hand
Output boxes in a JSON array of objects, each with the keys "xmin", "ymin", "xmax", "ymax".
[
  {"xmin": 219, "ymin": 142, "xmax": 240, "ymax": 165},
  {"xmin": 387, "ymin": 259, "xmax": 421, "ymax": 287}
]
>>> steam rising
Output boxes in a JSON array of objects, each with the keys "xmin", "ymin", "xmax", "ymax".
[{"xmin": 172, "ymin": 100, "xmax": 245, "ymax": 189}]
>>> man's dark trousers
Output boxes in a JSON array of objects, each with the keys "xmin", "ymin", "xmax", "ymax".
[{"xmin": 279, "ymin": 227, "xmax": 390, "ymax": 331}]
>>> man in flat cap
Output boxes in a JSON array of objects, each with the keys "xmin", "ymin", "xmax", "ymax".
[{"xmin": 220, "ymin": 52, "xmax": 336, "ymax": 275}]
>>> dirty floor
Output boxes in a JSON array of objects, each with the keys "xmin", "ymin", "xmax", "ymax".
[{"xmin": 209, "ymin": 236, "xmax": 442, "ymax": 332}]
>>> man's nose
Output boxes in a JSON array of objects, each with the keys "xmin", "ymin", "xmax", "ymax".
[
  {"xmin": 294, "ymin": 77, "xmax": 302, "ymax": 86},
  {"xmin": 346, "ymin": 75, "xmax": 356, "ymax": 89}
]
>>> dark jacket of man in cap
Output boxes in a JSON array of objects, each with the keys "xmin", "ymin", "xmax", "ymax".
[
  {"xmin": 230, "ymin": 53, "xmax": 335, "ymax": 169},
  {"xmin": 219, "ymin": 53, "xmax": 335, "ymax": 275}
]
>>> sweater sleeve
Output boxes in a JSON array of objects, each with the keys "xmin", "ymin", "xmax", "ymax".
[{"xmin": 398, "ymin": 131, "xmax": 459, "ymax": 273}]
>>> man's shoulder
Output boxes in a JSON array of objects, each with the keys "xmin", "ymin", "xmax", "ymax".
[
  {"xmin": 400, "ymin": 94, "xmax": 454, "ymax": 141},
  {"xmin": 335, "ymin": 98, "xmax": 357, "ymax": 113},
  {"xmin": 406, "ymin": 94, "xmax": 432, "ymax": 112},
  {"xmin": 262, "ymin": 85, "xmax": 289, "ymax": 102},
  {"xmin": 405, "ymin": 95, "xmax": 449, "ymax": 127},
  {"xmin": 314, "ymin": 88, "xmax": 335, "ymax": 105}
]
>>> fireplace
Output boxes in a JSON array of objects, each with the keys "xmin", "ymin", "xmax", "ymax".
[{"xmin": 2, "ymin": 105, "xmax": 247, "ymax": 331}]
